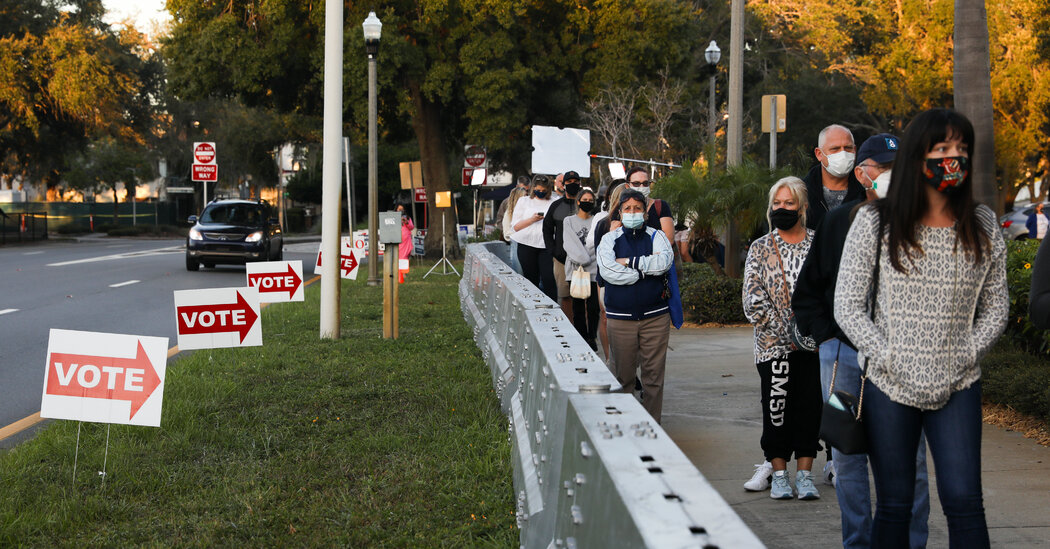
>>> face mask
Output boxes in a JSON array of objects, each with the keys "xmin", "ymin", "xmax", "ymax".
[
  {"xmin": 577, "ymin": 201, "xmax": 595, "ymax": 213},
  {"xmin": 769, "ymin": 208, "xmax": 800, "ymax": 231},
  {"xmin": 533, "ymin": 190, "xmax": 548, "ymax": 199},
  {"xmin": 565, "ymin": 182, "xmax": 581, "ymax": 196},
  {"xmin": 872, "ymin": 170, "xmax": 891, "ymax": 199},
  {"xmin": 630, "ymin": 185, "xmax": 651, "ymax": 198},
  {"xmin": 923, "ymin": 156, "xmax": 969, "ymax": 193},
  {"xmin": 622, "ymin": 212, "xmax": 645, "ymax": 229},
  {"xmin": 822, "ymin": 150, "xmax": 855, "ymax": 178}
]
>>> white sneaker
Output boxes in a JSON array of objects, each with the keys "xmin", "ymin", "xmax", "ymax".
[
  {"xmin": 822, "ymin": 460, "xmax": 836, "ymax": 487},
  {"xmin": 744, "ymin": 461, "xmax": 773, "ymax": 491}
]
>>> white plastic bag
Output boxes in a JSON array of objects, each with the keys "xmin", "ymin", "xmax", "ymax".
[{"xmin": 569, "ymin": 266, "xmax": 591, "ymax": 299}]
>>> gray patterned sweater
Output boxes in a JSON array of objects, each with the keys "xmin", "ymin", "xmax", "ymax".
[
  {"xmin": 743, "ymin": 229, "xmax": 814, "ymax": 362},
  {"xmin": 834, "ymin": 204, "xmax": 1008, "ymax": 410}
]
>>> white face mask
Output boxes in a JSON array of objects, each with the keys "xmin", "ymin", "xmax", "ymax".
[
  {"xmin": 822, "ymin": 150, "xmax": 855, "ymax": 178},
  {"xmin": 872, "ymin": 170, "xmax": 891, "ymax": 199},
  {"xmin": 631, "ymin": 185, "xmax": 651, "ymax": 198}
]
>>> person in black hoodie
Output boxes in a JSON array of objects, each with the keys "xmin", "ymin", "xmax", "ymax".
[
  {"xmin": 803, "ymin": 124, "xmax": 865, "ymax": 230},
  {"xmin": 793, "ymin": 133, "xmax": 931, "ymax": 549},
  {"xmin": 543, "ymin": 170, "xmax": 582, "ymax": 321}
]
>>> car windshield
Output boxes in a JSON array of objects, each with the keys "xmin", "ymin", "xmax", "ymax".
[{"xmin": 201, "ymin": 204, "xmax": 264, "ymax": 226}]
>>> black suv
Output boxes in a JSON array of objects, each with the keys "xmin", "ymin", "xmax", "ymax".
[{"xmin": 185, "ymin": 200, "xmax": 283, "ymax": 271}]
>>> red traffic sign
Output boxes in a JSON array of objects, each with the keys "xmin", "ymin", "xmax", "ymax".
[
  {"xmin": 414, "ymin": 187, "xmax": 426, "ymax": 203},
  {"xmin": 194, "ymin": 142, "xmax": 216, "ymax": 164},
  {"xmin": 462, "ymin": 168, "xmax": 473, "ymax": 186},
  {"xmin": 174, "ymin": 288, "xmax": 262, "ymax": 349},
  {"xmin": 192, "ymin": 164, "xmax": 218, "ymax": 182},
  {"xmin": 247, "ymin": 261, "xmax": 304, "ymax": 302},
  {"xmin": 464, "ymin": 145, "xmax": 486, "ymax": 167},
  {"xmin": 47, "ymin": 342, "xmax": 161, "ymax": 421}
]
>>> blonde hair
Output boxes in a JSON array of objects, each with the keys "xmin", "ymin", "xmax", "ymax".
[
  {"xmin": 606, "ymin": 183, "xmax": 627, "ymax": 218},
  {"xmin": 506, "ymin": 186, "xmax": 528, "ymax": 221},
  {"xmin": 766, "ymin": 176, "xmax": 809, "ymax": 230}
]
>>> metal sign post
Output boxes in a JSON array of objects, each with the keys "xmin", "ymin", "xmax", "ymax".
[{"xmin": 761, "ymin": 94, "xmax": 787, "ymax": 170}]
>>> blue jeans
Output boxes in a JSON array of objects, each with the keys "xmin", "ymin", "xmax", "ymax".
[
  {"xmin": 865, "ymin": 377, "xmax": 988, "ymax": 549},
  {"xmin": 819, "ymin": 339, "xmax": 930, "ymax": 549},
  {"xmin": 508, "ymin": 240, "xmax": 522, "ymax": 274}
]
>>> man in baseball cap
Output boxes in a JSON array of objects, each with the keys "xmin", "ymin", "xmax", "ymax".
[
  {"xmin": 791, "ymin": 131, "xmax": 930, "ymax": 549},
  {"xmin": 543, "ymin": 170, "xmax": 585, "ymax": 320}
]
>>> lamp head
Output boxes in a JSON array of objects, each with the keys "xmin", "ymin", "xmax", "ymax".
[
  {"xmin": 363, "ymin": 11, "xmax": 381, "ymax": 57},
  {"xmin": 705, "ymin": 40, "xmax": 721, "ymax": 65}
]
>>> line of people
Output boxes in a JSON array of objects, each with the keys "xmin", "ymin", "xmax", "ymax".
[
  {"xmin": 743, "ymin": 109, "xmax": 1007, "ymax": 549},
  {"xmin": 501, "ymin": 168, "xmax": 679, "ymax": 422}
]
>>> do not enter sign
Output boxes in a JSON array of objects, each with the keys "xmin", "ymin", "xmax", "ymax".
[
  {"xmin": 194, "ymin": 142, "xmax": 216, "ymax": 164},
  {"xmin": 464, "ymin": 145, "xmax": 486, "ymax": 168}
]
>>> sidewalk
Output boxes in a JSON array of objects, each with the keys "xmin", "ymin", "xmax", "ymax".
[{"xmin": 661, "ymin": 326, "xmax": 1050, "ymax": 548}]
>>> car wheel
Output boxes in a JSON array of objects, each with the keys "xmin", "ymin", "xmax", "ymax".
[
  {"xmin": 274, "ymin": 246, "xmax": 283, "ymax": 261},
  {"xmin": 186, "ymin": 256, "xmax": 200, "ymax": 271}
]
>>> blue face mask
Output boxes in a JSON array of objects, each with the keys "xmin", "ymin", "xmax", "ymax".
[
  {"xmin": 622, "ymin": 212, "xmax": 645, "ymax": 229},
  {"xmin": 533, "ymin": 190, "xmax": 547, "ymax": 199}
]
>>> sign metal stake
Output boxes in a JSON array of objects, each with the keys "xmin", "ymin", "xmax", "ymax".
[
  {"xmin": 100, "ymin": 424, "xmax": 111, "ymax": 490},
  {"xmin": 72, "ymin": 421, "xmax": 82, "ymax": 489}
]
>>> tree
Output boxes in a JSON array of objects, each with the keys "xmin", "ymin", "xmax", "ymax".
[
  {"xmin": 954, "ymin": 0, "xmax": 998, "ymax": 212},
  {"xmin": 64, "ymin": 137, "xmax": 154, "ymax": 223},
  {"xmin": 583, "ymin": 87, "xmax": 639, "ymax": 160}
]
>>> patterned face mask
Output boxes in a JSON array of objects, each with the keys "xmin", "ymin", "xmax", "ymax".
[{"xmin": 922, "ymin": 156, "xmax": 969, "ymax": 193}]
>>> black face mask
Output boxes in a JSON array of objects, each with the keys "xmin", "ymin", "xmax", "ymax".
[
  {"xmin": 578, "ymin": 201, "xmax": 595, "ymax": 213},
  {"xmin": 565, "ymin": 182, "xmax": 581, "ymax": 196},
  {"xmin": 770, "ymin": 208, "xmax": 800, "ymax": 231}
]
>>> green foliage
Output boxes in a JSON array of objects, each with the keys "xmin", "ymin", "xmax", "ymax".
[
  {"xmin": 981, "ymin": 338, "xmax": 1050, "ymax": 423},
  {"xmin": 1001, "ymin": 239, "xmax": 1050, "ymax": 354},
  {"xmin": 55, "ymin": 221, "xmax": 88, "ymax": 234},
  {"xmin": 678, "ymin": 262, "xmax": 745, "ymax": 325},
  {"xmin": 0, "ymin": 269, "xmax": 515, "ymax": 546}
]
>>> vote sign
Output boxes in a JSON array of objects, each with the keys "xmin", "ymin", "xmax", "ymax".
[
  {"xmin": 40, "ymin": 329, "xmax": 169, "ymax": 427},
  {"xmin": 246, "ymin": 260, "xmax": 304, "ymax": 302},
  {"xmin": 314, "ymin": 237, "xmax": 359, "ymax": 279},
  {"xmin": 174, "ymin": 287, "xmax": 262, "ymax": 349}
]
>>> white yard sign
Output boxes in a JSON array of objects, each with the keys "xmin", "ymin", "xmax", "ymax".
[
  {"xmin": 246, "ymin": 260, "xmax": 305, "ymax": 303},
  {"xmin": 40, "ymin": 329, "xmax": 169, "ymax": 427},
  {"xmin": 174, "ymin": 287, "xmax": 262, "ymax": 350}
]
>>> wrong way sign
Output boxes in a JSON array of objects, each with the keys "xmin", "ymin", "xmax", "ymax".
[
  {"xmin": 40, "ymin": 329, "xmax": 169, "ymax": 427},
  {"xmin": 174, "ymin": 287, "xmax": 262, "ymax": 349},
  {"xmin": 192, "ymin": 142, "xmax": 218, "ymax": 183},
  {"xmin": 246, "ymin": 260, "xmax": 304, "ymax": 303}
]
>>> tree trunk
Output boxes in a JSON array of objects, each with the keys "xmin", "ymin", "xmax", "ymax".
[
  {"xmin": 113, "ymin": 185, "xmax": 119, "ymax": 225},
  {"xmin": 408, "ymin": 79, "xmax": 460, "ymax": 259},
  {"xmin": 954, "ymin": 0, "xmax": 1000, "ymax": 214}
]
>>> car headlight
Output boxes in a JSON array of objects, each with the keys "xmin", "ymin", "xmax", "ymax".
[
  {"xmin": 189, "ymin": 228, "xmax": 203, "ymax": 241},
  {"xmin": 245, "ymin": 231, "xmax": 264, "ymax": 243}
]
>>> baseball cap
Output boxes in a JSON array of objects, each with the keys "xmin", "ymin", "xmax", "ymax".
[
  {"xmin": 856, "ymin": 133, "xmax": 899, "ymax": 165},
  {"xmin": 563, "ymin": 170, "xmax": 581, "ymax": 182}
]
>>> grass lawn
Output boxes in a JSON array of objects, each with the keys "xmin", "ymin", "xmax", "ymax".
[{"xmin": 0, "ymin": 267, "xmax": 516, "ymax": 547}]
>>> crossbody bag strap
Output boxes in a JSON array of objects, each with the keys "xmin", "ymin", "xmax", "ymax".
[{"xmin": 856, "ymin": 212, "xmax": 884, "ymax": 419}]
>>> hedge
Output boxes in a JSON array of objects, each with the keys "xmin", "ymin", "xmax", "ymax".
[{"xmin": 679, "ymin": 262, "xmax": 746, "ymax": 325}]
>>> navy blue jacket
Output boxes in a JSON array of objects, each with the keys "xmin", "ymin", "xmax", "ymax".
[{"xmin": 596, "ymin": 225, "xmax": 673, "ymax": 321}]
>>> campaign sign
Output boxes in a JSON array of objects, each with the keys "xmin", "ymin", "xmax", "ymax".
[
  {"xmin": 314, "ymin": 237, "xmax": 359, "ymax": 279},
  {"xmin": 246, "ymin": 260, "xmax": 304, "ymax": 303},
  {"xmin": 174, "ymin": 287, "xmax": 262, "ymax": 349},
  {"xmin": 41, "ymin": 329, "xmax": 169, "ymax": 427}
]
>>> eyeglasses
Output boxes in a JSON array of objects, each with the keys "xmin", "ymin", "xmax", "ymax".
[{"xmin": 628, "ymin": 180, "xmax": 651, "ymax": 187}]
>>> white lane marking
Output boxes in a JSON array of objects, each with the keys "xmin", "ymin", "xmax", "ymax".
[
  {"xmin": 108, "ymin": 280, "xmax": 141, "ymax": 288},
  {"xmin": 23, "ymin": 251, "xmax": 43, "ymax": 255},
  {"xmin": 0, "ymin": 309, "xmax": 19, "ymax": 315},
  {"xmin": 47, "ymin": 246, "xmax": 183, "ymax": 267}
]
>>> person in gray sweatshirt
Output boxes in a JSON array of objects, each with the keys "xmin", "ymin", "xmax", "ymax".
[{"xmin": 563, "ymin": 188, "xmax": 600, "ymax": 350}]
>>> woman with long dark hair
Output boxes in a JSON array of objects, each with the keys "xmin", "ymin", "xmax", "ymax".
[{"xmin": 835, "ymin": 108, "xmax": 1008, "ymax": 548}]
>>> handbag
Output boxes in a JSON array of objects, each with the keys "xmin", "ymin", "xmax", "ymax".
[
  {"xmin": 819, "ymin": 226, "xmax": 882, "ymax": 455},
  {"xmin": 771, "ymin": 237, "xmax": 817, "ymax": 352},
  {"xmin": 569, "ymin": 266, "xmax": 591, "ymax": 299}
]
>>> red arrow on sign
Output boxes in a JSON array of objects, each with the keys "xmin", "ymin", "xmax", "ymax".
[
  {"xmin": 340, "ymin": 250, "xmax": 358, "ymax": 277},
  {"xmin": 46, "ymin": 341, "xmax": 161, "ymax": 420},
  {"xmin": 176, "ymin": 291, "xmax": 258, "ymax": 343},
  {"xmin": 248, "ymin": 264, "xmax": 302, "ymax": 298}
]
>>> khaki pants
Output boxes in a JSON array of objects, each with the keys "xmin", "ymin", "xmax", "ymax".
[
  {"xmin": 553, "ymin": 258, "xmax": 571, "ymax": 299},
  {"xmin": 607, "ymin": 314, "xmax": 671, "ymax": 422}
]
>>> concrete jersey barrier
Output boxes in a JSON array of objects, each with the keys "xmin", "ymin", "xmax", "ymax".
[{"xmin": 460, "ymin": 242, "xmax": 764, "ymax": 548}]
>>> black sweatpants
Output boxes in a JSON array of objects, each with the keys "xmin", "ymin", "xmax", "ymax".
[
  {"xmin": 756, "ymin": 350, "xmax": 822, "ymax": 462},
  {"xmin": 571, "ymin": 281, "xmax": 600, "ymax": 344},
  {"xmin": 517, "ymin": 243, "xmax": 557, "ymax": 302}
]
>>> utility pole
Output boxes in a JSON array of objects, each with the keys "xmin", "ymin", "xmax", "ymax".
[
  {"xmin": 725, "ymin": 0, "xmax": 745, "ymax": 278},
  {"xmin": 318, "ymin": 0, "xmax": 344, "ymax": 339}
]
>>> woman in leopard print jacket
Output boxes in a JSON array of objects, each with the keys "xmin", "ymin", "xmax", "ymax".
[{"xmin": 742, "ymin": 176, "xmax": 822, "ymax": 500}]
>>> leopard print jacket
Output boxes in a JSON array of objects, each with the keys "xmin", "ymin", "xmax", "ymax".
[
  {"xmin": 742, "ymin": 229, "xmax": 815, "ymax": 362},
  {"xmin": 835, "ymin": 204, "xmax": 1008, "ymax": 410}
]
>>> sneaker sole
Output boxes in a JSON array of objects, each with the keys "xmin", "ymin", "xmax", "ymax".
[
  {"xmin": 770, "ymin": 492, "xmax": 794, "ymax": 500},
  {"xmin": 798, "ymin": 493, "xmax": 821, "ymax": 501}
]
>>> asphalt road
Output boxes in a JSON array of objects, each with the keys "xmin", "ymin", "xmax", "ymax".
[{"xmin": 0, "ymin": 236, "xmax": 319, "ymax": 447}]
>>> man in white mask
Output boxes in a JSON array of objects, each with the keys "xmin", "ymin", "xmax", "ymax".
[
  {"xmin": 792, "ymin": 133, "xmax": 931, "ymax": 549},
  {"xmin": 802, "ymin": 124, "xmax": 865, "ymax": 230}
]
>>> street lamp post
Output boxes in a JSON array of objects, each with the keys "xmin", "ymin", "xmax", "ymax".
[
  {"xmin": 705, "ymin": 41, "xmax": 721, "ymax": 146},
  {"xmin": 363, "ymin": 11, "xmax": 382, "ymax": 287}
]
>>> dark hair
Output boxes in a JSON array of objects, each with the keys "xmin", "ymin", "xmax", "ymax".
[
  {"xmin": 577, "ymin": 188, "xmax": 596, "ymax": 202},
  {"xmin": 517, "ymin": 175, "xmax": 531, "ymax": 186},
  {"xmin": 625, "ymin": 167, "xmax": 648, "ymax": 182},
  {"xmin": 874, "ymin": 108, "xmax": 987, "ymax": 272},
  {"xmin": 619, "ymin": 189, "xmax": 648, "ymax": 215}
]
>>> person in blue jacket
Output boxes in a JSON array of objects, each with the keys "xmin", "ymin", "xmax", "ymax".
[
  {"xmin": 597, "ymin": 189, "xmax": 674, "ymax": 422},
  {"xmin": 1026, "ymin": 202, "xmax": 1048, "ymax": 239}
]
